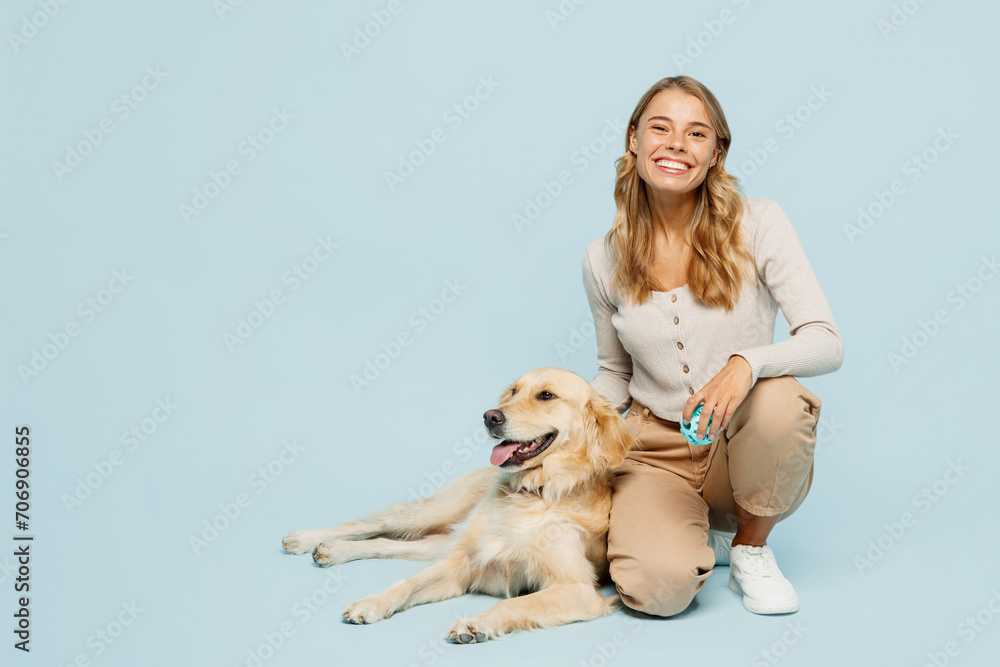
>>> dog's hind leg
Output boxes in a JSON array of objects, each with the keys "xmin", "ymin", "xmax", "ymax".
[
  {"xmin": 342, "ymin": 553, "xmax": 473, "ymax": 625},
  {"xmin": 312, "ymin": 532, "xmax": 453, "ymax": 567},
  {"xmin": 282, "ymin": 466, "xmax": 498, "ymax": 555}
]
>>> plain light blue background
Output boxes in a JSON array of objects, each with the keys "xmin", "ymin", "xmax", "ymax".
[{"xmin": 2, "ymin": 1, "xmax": 999, "ymax": 665}]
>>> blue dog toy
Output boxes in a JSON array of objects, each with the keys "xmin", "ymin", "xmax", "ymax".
[{"xmin": 681, "ymin": 404, "xmax": 716, "ymax": 446}]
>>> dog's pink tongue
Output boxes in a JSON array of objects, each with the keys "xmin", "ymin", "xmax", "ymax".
[{"xmin": 490, "ymin": 441, "xmax": 522, "ymax": 466}]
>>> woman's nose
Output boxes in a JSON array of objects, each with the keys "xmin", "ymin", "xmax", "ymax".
[{"xmin": 668, "ymin": 135, "xmax": 687, "ymax": 151}]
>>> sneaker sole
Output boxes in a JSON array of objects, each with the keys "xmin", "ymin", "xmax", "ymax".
[{"xmin": 728, "ymin": 573, "xmax": 799, "ymax": 614}]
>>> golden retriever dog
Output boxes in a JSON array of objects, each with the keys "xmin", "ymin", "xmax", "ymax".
[{"xmin": 281, "ymin": 367, "xmax": 638, "ymax": 643}]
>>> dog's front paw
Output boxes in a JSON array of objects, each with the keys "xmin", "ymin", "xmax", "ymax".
[
  {"xmin": 313, "ymin": 540, "xmax": 356, "ymax": 567},
  {"xmin": 282, "ymin": 529, "xmax": 324, "ymax": 555},
  {"xmin": 343, "ymin": 596, "xmax": 394, "ymax": 625},
  {"xmin": 446, "ymin": 618, "xmax": 495, "ymax": 644}
]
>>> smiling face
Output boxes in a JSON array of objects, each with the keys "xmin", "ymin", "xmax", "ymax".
[
  {"xmin": 484, "ymin": 368, "xmax": 587, "ymax": 469},
  {"xmin": 628, "ymin": 88, "xmax": 720, "ymax": 202},
  {"xmin": 482, "ymin": 368, "xmax": 637, "ymax": 473}
]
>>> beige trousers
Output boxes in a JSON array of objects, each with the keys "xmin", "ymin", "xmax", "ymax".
[{"xmin": 607, "ymin": 375, "xmax": 822, "ymax": 617}]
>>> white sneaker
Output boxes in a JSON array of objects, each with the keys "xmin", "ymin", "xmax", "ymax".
[
  {"xmin": 708, "ymin": 528, "xmax": 736, "ymax": 566},
  {"xmin": 728, "ymin": 544, "xmax": 799, "ymax": 614}
]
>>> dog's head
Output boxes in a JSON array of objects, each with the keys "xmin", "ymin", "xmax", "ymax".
[{"xmin": 483, "ymin": 367, "xmax": 638, "ymax": 475}]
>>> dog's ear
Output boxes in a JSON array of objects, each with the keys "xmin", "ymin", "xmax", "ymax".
[{"xmin": 586, "ymin": 392, "xmax": 638, "ymax": 472}]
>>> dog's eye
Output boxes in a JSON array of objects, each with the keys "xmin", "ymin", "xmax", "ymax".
[{"xmin": 536, "ymin": 391, "xmax": 555, "ymax": 401}]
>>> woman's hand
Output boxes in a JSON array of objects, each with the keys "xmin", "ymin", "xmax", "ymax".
[{"xmin": 682, "ymin": 355, "xmax": 753, "ymax": 441}]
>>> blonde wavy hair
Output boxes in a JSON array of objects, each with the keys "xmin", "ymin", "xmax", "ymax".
[{"xmin": 604, "ymin": 76, "xmax": 754, "ymax": 310}]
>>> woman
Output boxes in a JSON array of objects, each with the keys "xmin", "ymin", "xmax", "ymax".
[{"xmin": 582, "ymin": 75, "xmax": 843, "ymax": 616}]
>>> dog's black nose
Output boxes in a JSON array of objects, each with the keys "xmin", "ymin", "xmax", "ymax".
[{"xmin": 484, "ymin": 410, "xmax": 505, "ymax": 426}]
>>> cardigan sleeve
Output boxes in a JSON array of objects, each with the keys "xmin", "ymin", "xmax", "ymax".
[
  {"xmin": 730, "ymin": 200, "xmax": 844, "ymax": 385},
  {"xmin": 582, "ymin": 243, "xmax": 634, "ymax": 415}
]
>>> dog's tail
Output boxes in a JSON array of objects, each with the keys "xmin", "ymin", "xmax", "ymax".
[{"xmin": 602, "ymin": 593, "xmax": 624, "ymax": 614}]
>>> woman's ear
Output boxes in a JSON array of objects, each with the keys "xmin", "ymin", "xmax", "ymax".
[{"xmin": 586, "ymin": 393, "xmax": 639, "ymax": 472}]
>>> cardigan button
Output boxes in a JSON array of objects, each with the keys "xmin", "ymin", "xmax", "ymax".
[
  {"xmin": 683, "ymin": 365, "xmax": 689, "ymax": 373},
  {"xmin": 688, "ymin": 387, "xmax": 695, "ymax": 395},
  {"xmin": 673, "ymin": 316, "xmax": 679, "ymax": 324},
  {"xmin": 671, "ymin": 294, "xmax": 677, "ymax": 302},
  {"xmin": 677, "ymin": 342, "xmax": 684, "ymax": 350}
]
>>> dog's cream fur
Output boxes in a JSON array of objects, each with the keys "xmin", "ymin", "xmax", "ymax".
[{"xmin": 282, "ymin": 367, "xmax": 638, "ymax": 643}]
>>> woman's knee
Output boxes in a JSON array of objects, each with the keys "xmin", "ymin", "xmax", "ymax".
[
  {"xmin": 609, "ymin": 551, "xmax": 712, "ymax": 617},
  {"xmin": 739, "ymin": 377, "xmax": 821, "ymax": 452},
  {"xmin": 725, "ymin": 377, "xmax": 820, "ymax": 516}
]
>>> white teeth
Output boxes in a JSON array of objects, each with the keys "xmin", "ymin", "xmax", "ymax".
[
  {"xmin": 517, "ymin": 435, "xmax": 549, "ymax": 453},
  {"xmin": 655, "ymin": 159, "xmax": 689, "ymax": 170}
]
